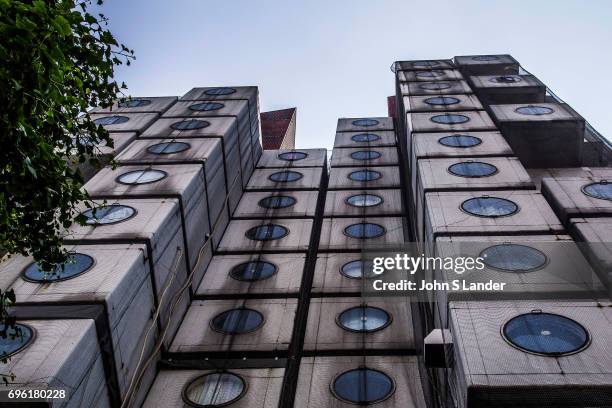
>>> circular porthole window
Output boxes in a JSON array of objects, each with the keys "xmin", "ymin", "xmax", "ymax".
[
  {"xmin": 480, "ymin": 244, "xmax": 548, "ymax": 272},
  {"xmin": 448, "ymin": 161, "xmax": 498, "ymax": 178},
  {"xmin": 211, "ymin": 308, "xmax": 264, "ymax": 334},
  {"xmin": 245, "ymin": 224, "xmax": 288, "ymax": 241},
  {"xmin": 147, "ymin": 141, "xmax": 191, "ymax": 155},
  {"xmin": 346, "ymin": 193, "xmax": 383, "ymax": 207},
  {"xmin": 230, "ymin": 261, "xmax": 277, "ymax": 282},
  {"xmin": 438, "ymin": 134, "xmax": 482, "ymax": 148},
  {"xmin": 348, "ymin": 169, "xmax": 381, "ymax": 182},
  {"xmin": 118, "ymin": 99, "xmax": 151, "ymax": 108},
  {"xmin": 0, "ymin": 323, "xmax": 34, "ymax": 358},
  {"xmin": 93, "ymin": 115, "xmax": 129, "ymax": 126},
  {"xmin": 490, "ymin": 75, "xmax": 522, "ymax": 84},
  {"xmin": 278, "ymin": 151, "xmax": 307, "ymax": 161},
  {"xmin": 582, "ymin": 182, "xmax": 612, "ymax": 201},
  {"xmin": 352, "ymin": 119, "xmax": 379, "ymax": 127},
  {"xmin": 82, "ymin": 205, "xmax": 136, "ymax": 225},
  {"xmin": 204, "ymin": 87, "xmax": 237, "ymax": 96},
  {"xmin": 268, "ymin": 170, "xmax": 303, "ymax": 183},
  {"xmin": 344, "ymin": 223, "xmax": 385, "ymax": 239},
  {"xmin": 472, "ymin": 55, "xmax": 500, "ymax": 61},
  {"xmin": 117, "ymin": 169, "xmax": 167, "ymax": 185},
  {"xmin": 515, "ymin": 105, "xmax": 554, "ymax": 115},
  {"xmin": 22, "ymin": 253, "xmax": 94, "ymax": 282},
  {"xmin": 351, "ymin": 133, "xmax": 380, "ymax": 143},
  {"xmin": 340, "ymin": 260, "xmax": 377, "ymax": 279},
  {"xmin": 431, "ymin": 114, "xmax": 470, "ymax": 125},
  {"xmin": 350, "ymin": 150, "xmax": 381, "ymax": 161},
  {"xmin": 332, "ymin": 368, "xmax": 395, "ymax": 404},
  {"xmin": 424, "ymin": 96, "xmax": 461, "ymax": 106},
  {"xmin": 337, "ymin": 306, "xmax": 391, "ymax": 333},
  {"xmin": 413, "ymin": 61, "xmax": 440, "ymax": 68},
  {"xmin": 502, "ymin": 312, "xmax": 590, "ymax": 356},
  {"xmin": 415, "ymin": 70, "xmax": 444, "ymax": 78},
  {"xmin": 189, "ymin": 102, "xmax": 225, "ymax": 111},
  {"xmin": 419, "ymin": 82, "xmax": 452, "ymax": 91},
  {"xmin": 183, "ymin": 372, "xmax": 246, "ymax": 407},
  {"xmin": 258, "ymin": 195, "xmax": 296, "ymax": 209},
  {"xmin": 170, "ymin": 119, "xmax": 210, "ymax": 130},
  {"xmin": 461, "ymin": 197, "xmax": 519, "ymax": 218}
]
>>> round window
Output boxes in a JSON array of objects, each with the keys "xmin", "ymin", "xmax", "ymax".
[
  {"xmin": 413, "ymin": 61, "xmax": 440, "ymax": 67},
  {"xmin": 118, "ymin": 99, "xmax": 151, "ymax": 108},
  {"xmin": 82, "ymin": 205, "xmax": 136, "ymax": 225},
  {"xmin": 245, "ymin": 224, "xmax": 288, "ymax": 241},
  {"xmin": 189, "ymin": 102, "xmax": 225, "ymax": 111},
  {"xmin": 448, "ymin": 161, "xmax": 498, "ymax": 178},
  {"xmin": 348, "ymin": 169, "xmax": 381, "ymax": 182},
  {"xmin": 337, "ymin": 306, "xmax": 391, "ymax": 333},
  {"xmin": 415, "ymin": 70, "xmax": 444, "ymax": 78},
  {"xmin": 204, "ymin": 87, "xmax": 237, "ymax": 96},
  {"xmin": 0, "ymin": 323, "xmax": 34, "ymax": 358},
  {"xmin": 22, "ymin": 253, "xmax": 94, "ymax": 282},
  {"xmin": 211, "ymin": 308, "xmax": 264, "ymax": 334},
  {"xmin": 431, "ymin": 114, "xmax": 470, "ymax": 125},
  {"xmin": 93, "ymin": 115, "xmax": 129, "ymax": 126},
  {"xmin": 183, "ymin": 372, "xmax": 246, "ymax": 407},
  {"xmin": 147, "ymin": 141, "xmax": 191, "ymax": 155},
  {"xmin": 438, "ymin": 134, "xmax": 482, "ymax": 148},
  {"xmin": 472, "ymin": 55, "xmax": 500, "ymax": 61},
  {"xmin": 480, "ymin": 244, "xmax": 548, "ymax": 272},
  {"xmin": 515, "ymin": 105, "xmax": 554, "ymax": 115},
  {"xmin": 340, "ymin": 260, "xmax": 377, "ymax": 279},
  {"xmin": 268, "ymin": 170, "xmax": 303, "ymax": 183},
  {"xmin": 346, "ymin": 194, "xmax": 383, "ymax": 207},
  {"xmin": 582, "ymin": 182, "xmax": 612, "ymax": 201},
  {"xmin": 461, "ymin": 197, "xmax": 519, "ymax": 217},
  {"xmin": 424, "ymin": 96, "xmax": 460, "ymax": 106},
  {"xmin": 352, "ymin": 119, "xmax": 379, "ymax": 127},
  {"xmin": 503, "ymin": 312, "xmax": 590, "ymax": 356},
  {"xmin": 278, "ymin": 151, "xmax": 307, "ymax": 161},
  {"xmin": 344, "ymin": 223, "xmax": 385, "ymax": 239},
  {"xmin": 419, "ymin": 82, "xmax": 452, "ymax": 91},
  {"xmin": 332, "ymin": 368, "xmax": 394, "ymax": 404},
  {"xmin": 117, "ymin": 169, "xmax": 167, "ymax": 185},
  {"xmin": 170, "ymin": 119, "xmax": 210, "ymax": 130},
  {"xmin": 230, "ymin": 261, "xmax": 277, "ymax": 282},
  {"xmin": 350, "ymin": 150, "xmax": 381, "ymax": 161},
  {"xmin": 490, "ymin": 75, "xmax": 522, "ymax": 84},
  {"xmin": 351, "ymin": 133, "xmax": 380, "ymax": 143},
  {"xmin": 258, "ymin": 195, "xmax": 296, "ymax": 209}
]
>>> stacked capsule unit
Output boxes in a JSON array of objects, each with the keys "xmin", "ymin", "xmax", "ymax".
[
  {"xmin": 290, "ymin": 117, "xmax": 428, "ymax": 408},
  {"xmin": 0, "ymin": 87, "xmax": 262, "ymax": 407},
  {"xmin": 451, "ymin": 55, "xmax": 612, "ymax": 408},
  {"xmin": 394, "ymin": 55, "xmax": 612, "ymax": 408},
  {"xmin": 141, "ymin": 147, "xmax": 326, "ymax": 407},
  {"xmin": 178, "ymin": 86, "xmax": 263, "ymax": 185},
  {"xmin": 540, "ymin": 167, "xmax": 612, "ymax": 293},
  {"xmin": 73, "ymin": 97, "xmax": 177, "ymax": 181}
]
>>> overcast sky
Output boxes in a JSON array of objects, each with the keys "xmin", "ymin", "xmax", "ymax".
[{"xmin": 102, "ymin": 0, "xmax": 612, "ymax": 149}]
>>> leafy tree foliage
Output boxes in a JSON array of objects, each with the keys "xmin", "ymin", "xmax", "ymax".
[
  {"xmin": 1, "ymin": 2, "xmax": 133, "ymax": 378},
  {"xmin": 0, "ymin": 0, "xmax": 134, "ymax": 272}
]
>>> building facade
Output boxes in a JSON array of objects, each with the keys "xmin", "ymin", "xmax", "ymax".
[
  {"xmin": 261, "ymin": 107, "xmax": 297, "ymax": 150},
  {"xmin": 0, "ymin": 55, "xmax": 611, "ymax": 407}
]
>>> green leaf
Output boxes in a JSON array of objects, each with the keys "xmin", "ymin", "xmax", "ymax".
[{"xmin": 54, "ymin": 14, "xmax": 71, "ymax": 35}]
